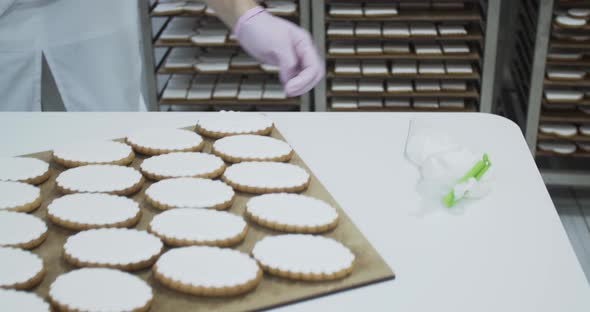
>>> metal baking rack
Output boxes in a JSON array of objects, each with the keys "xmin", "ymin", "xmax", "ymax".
[
  {"xmin": 311, "ymin": 0, "xmax": 501, "ymax": 112},
  {"xmin": 140, "ymin": 0, "xmax": 311, "ymax": 111},
  {"xmin": 500, "ymin": 0, "xmax": 590, "ymax": 186}
]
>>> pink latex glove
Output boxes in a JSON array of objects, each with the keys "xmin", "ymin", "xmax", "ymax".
[{"xmin": 234, "ymin": 6, "xmax": 324, "ymax": 97}]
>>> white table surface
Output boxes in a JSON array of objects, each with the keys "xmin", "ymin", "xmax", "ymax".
[{"xmin": 1, "ymin": 112, "xmax": 589, "ymax": 311}]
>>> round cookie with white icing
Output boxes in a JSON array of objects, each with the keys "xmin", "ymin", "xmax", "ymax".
[
  {"xmin": 195, "ymin": 113, "xmax": 274, "ymax": 138},
  {"xmin": 581, "ymin": 125, "xmax": 590, "ymax": 136},
  {"xmin": 246, "ymin": 194, "xmax": 339, "ymax": 233},
  {"xmin": 48, "ymin": 193, "xmax": 141, "ymax": 231},
  {"xmin": 544, "ymin": 90, "xmax": 584, "ymax": 103},
  {"xmin": 539, "ymin": 123, "xmax": 578, "ymax": 137},
  {"xmin": 53, "ymin": 141, "xmax": 135, "ymax": 168},
  {"xmin": 154, "ymin": 246, "xmax": 262, "ymax": 296},
  {"xmin": 222, "ymin": 162, "xmax": 310, "ymax": 194},
  {"xmin": 149, "ymin": 208, "xmax": 248, "ymax": 247},
  {"xmin": 0, "ymin": 181, "xmax": 42, "ymax": 213},
  {"xmin": 64, "ymin": 228, "xmax": 163, "ymax": 270},
  {"xmin": 126, "ymin": 128, "xmax": 204, "ymax": 155},
  {"xmin": 56, "ymin": 165, "xmax": 144, "ymax": 195},
  {"xmin": 0, "ymin": 247, "xmax": 45, "ymax": 289},
  {"xmin": 555, "ymin": 15, "xmax": 587, "ymax": 28},
  {"xmin": 0, "ymin": 289, "xmax": 50, "ymax": 312},
  {"xmin": 140, "ymin": 152, "xmax": 225, "ymax": 180},
  {"xmin": 212, "ymin": 135, "xmax": 293, "ymax": 163},
  {"xmin": 145, "ymin": 177, "xmax": 235, "ymax": 210},
  {"xmin": 49, "ymin": 268, "xmax": 153, "ymax": 312},
  {"xmin": 547, "ymin": 52, "xmax": 583, "ymax": 61},
  {"xmin": 0, "ymin": 211, "xmax": 47, "ymax": 249},
  {"xmin": 0, "ymin": 157, "xmax": 50, "ymax": 185},
  {"xmin": 546, "ymin": 69, "xmax": 586, "ymax": 81},
  {"xmin": 578, "ymin": 142, "xmax": 590, "ymax": 152},
  {"xmin": 252, "ymin": 234, "xmax": 355, "ymax": 281},
  {"xmin": 537, "ymin": 142, "xmax": 577, "ymax": 154},
  {"xmin": 568, "ymin": 8, "xmax": 590, "ymax": 18}
]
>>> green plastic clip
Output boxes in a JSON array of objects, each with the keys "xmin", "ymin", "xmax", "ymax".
[{"xmin": 443, "ymin": 154, "xmax": 491, "ymax": 208}]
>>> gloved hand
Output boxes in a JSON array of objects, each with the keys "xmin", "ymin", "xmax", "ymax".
[{"xmin": 234, "ymin": 6, "xmax": 324, "ymax": 97}]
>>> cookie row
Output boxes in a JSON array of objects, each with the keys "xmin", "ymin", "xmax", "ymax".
[
  {"xmin": 334, "ymin": 60, "xmax": 474, "ymax": 76},
  {"xmin": 327, "ymin": 22, "xmax": 469, "ymax": 38},
  {"xmin": 329, "ymin": 41, "xmax": 471, "ymax": 56},
  {"xmin": 539, "ymin": 123, "xmax": 590, "ymax": 138},
  {"xmin": 328, "ymin": 1, "xmax": 466, "ymax": 17},
  {"xmin": 1, "ymin": 231, "xmax": 354, "ymax": 310},
  {"xmin": 538, "ymin": 141, "xmax": 590, "ymax": 155},
  {"xmin": 162, "ymin": 74, "xmax": 287, "ymax": 101}
]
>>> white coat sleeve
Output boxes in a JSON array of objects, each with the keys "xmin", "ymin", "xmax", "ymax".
[{"xmin": 0, "ymin": 0, "xmax": 16, "ymax": 17}]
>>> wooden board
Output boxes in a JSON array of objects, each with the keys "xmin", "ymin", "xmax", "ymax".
[
  {"xmin": 21, "ymin": 127, "xmax": 395, "ymax": 311},
  {"xmin": 537, "ymin": 133, "xmax": 590, "ymax": 142},
  {"xmin": 541, "ymin": 112, "xmax": 590, "ymax": 123},
  {"xmin": 544, "ymin": 78, "xmax": 590, "ymax": 87},
  {"xmin": 546, "ymin": 57, "xmax": 590, "ymax": 67},
  {"xmin": 536, "ymin": 150, "xmax": 590, "ymax": 158}
]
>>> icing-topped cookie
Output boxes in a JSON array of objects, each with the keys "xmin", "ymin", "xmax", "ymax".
[
  {"xmin": 64, "ymin": 228, "xmax": 163, "ymax": 270},
  {"xmin": 547, "ymin": 69, "xmax": 586, "ymax": 80},
  {"xmin": 0, "ymin": 247, "xmax": 44, "ymax": 289},
  {"xmin": 145, "ymin": 177, "xmax": 235, "ymax": 210},
  {"xmin": 581, "ymin": 125, "xmax": 590, "ymax": 136},
  {"xmin": 246, "ymin": 194, "xmax": 339, "ymax": 233},
  {"xmin": 0, "ymin": 181, "xmax": 42, "ymax": 213},
  {"xmin": 547, "ymin": 52, "xmax": 583, "ymax": 61},
  {"xmin": 49, "ymin": 268, "xmax": 153, "ymax": 312},
  {"xmin": 149, "ymin": 208, "xmax": 248, "ymax": 247},
  {"xmin": 0, "ymin": 157, "xmax": 50, "ymax": 185},
  {"xmin": 222, "ymin": 162, "xmax": 310, "ymax": 194},
  {"xmin": 0, "ymin": 211, "xmax": 47, "ymax": 249},
  {"xmin": 544, "ymin": 90, "xmax": 584, "ymax": 103},
  {"xmin": 56, "ymin": 165, "xmax": 144, "ymax": 195},
  {"xmin": 569, "ymin": 8, "xmax": 590, "ymax": 18},
  {"xmin": 0, "ymin": 289, "xmax": 50, "ymax": 312},
  {"xmin": 555, "ymin": 15, "xmax": 587, "ymax": 28},
  {"xmin": 195, "ymin": 113, "xmax": 274, "ymax": 138},
  {"xmin": 53, "ymin": 141, "xmax": 135, "ymax": 168},
  {"xmin": 539, "ymin": 123, "xmax": 578, "ymax": 137},
  {"xmin": 47, "ymin": 193, "xmax": 141, "ymax": 231},
  {"xmin": 140, "ymin": 152, "xmax": 225, "ymax": 180},
  {"xmin": 126, "ymin": 128, "xmax": 204, "ymax": 155},
  {"xmin": 154, "ymin": 246, "xmax": 262, "ymax": 296},
  {"xmin": 538, "ymin": 142, "xmax": 577, "ymax": 154},
  {"xmin": 212, "ymin": 135, "xmax": 293, "ymax": 163},
  {"xmin": 252, "ymin": 234, "xmax": 355, "ymax": 281}
]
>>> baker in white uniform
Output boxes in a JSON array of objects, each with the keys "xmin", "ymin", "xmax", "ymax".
[{"xmin": 0, "ymin": 0, "xmax": 145, "ymax": 111}]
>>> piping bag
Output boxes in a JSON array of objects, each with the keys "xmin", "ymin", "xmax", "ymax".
[{"xmin": 405, "ymin": 121, "xmax": 493, "ymax": 210}]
